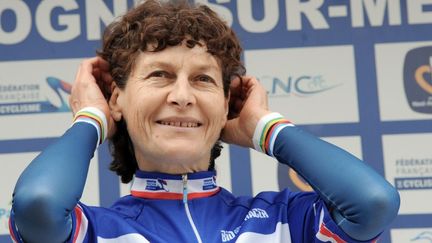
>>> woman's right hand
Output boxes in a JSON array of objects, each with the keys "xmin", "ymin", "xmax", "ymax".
[
  {"xmin": 69, "ymin": 57, "xmax": 116, "ymax": 138},
  {"xmin": 222, "ymin": 76, "xmax": 271, "ymax": 148}
]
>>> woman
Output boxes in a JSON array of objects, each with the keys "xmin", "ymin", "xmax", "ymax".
[{"xmin": 9, "ymin": 1, "xmax": 400, "ymax": 242}]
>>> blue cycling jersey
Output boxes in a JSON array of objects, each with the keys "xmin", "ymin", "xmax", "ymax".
[
  {"xmin": 11, "ymin": 170, "xmax": 373, "ymax": 243},
  {"xmin": 9, "ymin": 122, "xmax": 400, "ymax": 243}
]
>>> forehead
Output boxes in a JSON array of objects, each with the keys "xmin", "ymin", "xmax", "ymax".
[{"xmin": 134, "ymin": 43, "xmax": 222, "ymax": 73}]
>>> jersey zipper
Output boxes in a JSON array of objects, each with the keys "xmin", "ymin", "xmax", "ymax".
[{"xmin": 182, "ymin": 174, "xmax": 203, "ymax": 243}]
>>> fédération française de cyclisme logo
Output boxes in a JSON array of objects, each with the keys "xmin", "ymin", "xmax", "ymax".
[
  {"xmin": 404, "ymin": 46, "xmax": 432, "ymax": 114},
  {"xmin": 0, "ymin": 77, "xmax": 71, "ymax": 115}
]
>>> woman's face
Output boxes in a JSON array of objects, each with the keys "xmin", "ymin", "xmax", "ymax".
[{"xmin": 110, "ymin": 42, "xmax": 228, "ymax": 173}]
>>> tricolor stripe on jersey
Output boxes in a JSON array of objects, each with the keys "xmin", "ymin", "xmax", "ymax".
[
  {"xmin": 8, "ymin": 213, "xmax": 22, "ymax": 243},
  {"xmin": 131, "ymin": 171, "xmax": 220, "ymax": 200},
  {"xmin": 71, "ymin": 204, "xmax": 88, "ymax": 243}
]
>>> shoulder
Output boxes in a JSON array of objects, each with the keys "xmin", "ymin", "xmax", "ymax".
[
  {"xmin": 77, "ymin": 195, "xmax": 144, "ymax": 220},
  {"xmin": 71, "ymin": 198, "xmax": 145, "ymax": 242},
  {"xmin": 217, "ymin": 187, "xmax": 320, "ymax": 209}
]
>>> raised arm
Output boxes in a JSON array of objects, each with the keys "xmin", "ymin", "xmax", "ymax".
[
  {"xmin": 263, "ymin": 116, "xmax": 399, "ymax": 240},
  {"xmin": 222, "ymin": 76, "xmax": 400, "ymax": 241},
  {"xmin": 10, "ymin": 57, "xmax": 114, "ymax": 243},
  {"xmin": 12, "ymin": 123, "xmax": 98, "ymax": 242}
]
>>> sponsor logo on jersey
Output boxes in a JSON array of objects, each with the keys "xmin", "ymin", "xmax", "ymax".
[
  {"xmin": 145, "ymin": 179, "xmax": 169, "ymax": 192},
  {"xmin": 403, "ymin": 46, "xmax": 432, "ymax": 114},
  {"xmin": 202, "ymin": 177, "xmax": 217, "ymax": 190},
  {"xmin": 220, "ymin": 208, "xmax": 269, "ymax": 242},
  {"xmin": 221, "ymin": 226, "xmax": 241, "ymax": 242},
  {"xmin": 244, "ymin": 208, "xmax": 269, "ymax": 221},
  {"xmin": 0, "ymin": 77, "xmax": 72, "ymax": 115}
]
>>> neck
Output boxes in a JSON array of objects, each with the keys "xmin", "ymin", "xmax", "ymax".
[
  {"xmin": 135, "ymin": 153, "xmax": 210, "ymax": 174},
  {"xmin": 137, "ymin": 161, "xmax": 209, "ymax": 174}
]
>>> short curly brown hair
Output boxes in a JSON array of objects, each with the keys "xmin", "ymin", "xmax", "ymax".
[{"xmin": 98, "ymin": 0, "xmax": 245, "ymax": 183}]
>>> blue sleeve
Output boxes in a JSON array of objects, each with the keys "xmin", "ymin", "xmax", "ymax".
[
  {"xmin": 273, "ymin": 126, "xmax": 400, "ymax": 241},
  {"xmin": 11, "ymin": 122, "xmax": 98, "ymax": 243}
]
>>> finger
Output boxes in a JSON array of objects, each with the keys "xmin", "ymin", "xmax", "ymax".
[
  {"xmin": 233, "ymin": 76, "xmax": 261, "ymax": 98},
  {"xmin": 78, "ymin": 58, "xmax": 112, "ymax": 94},
  {"xmin": 100, "ymin": 71, "xmax": 113, "ymax": 83},
  {"xmin": 230, "ymin": 76, "xmax": 241, "ymax": 88},
  {"xmin": 229, "ymin": 76, "xmax": 243, "ymax": 96},
  {"xmin": 239, "ymin": 75, "xmax": 259, "ymax": 89},
  {"xmin": 86, "ymin": 56, "xmax": 110, "ymax": 72},
  {"xmin": 92, "ymin": 56, "xmax": 110, "ymax": 71},
  {"xmin": 228, "ymin": 90, "xmax": 243, "ymax": 105},
  {"xmin": 93, "ymin": 68, "xmax": 102, "ymax": 82},
  {"xmin": 73, "ymin": 59, "xmax": 97, "ymax": 88},
  {"xmin": 228, "ymin": 96, "xmax": 244, "ymax": 118},
  {"xmin": 241, "ymin": 76, "xmax": 267, "ymax": 98},
  {"xmin": 93, "ymin": 66, "xmax": 112, "ymax": 81},
  {"xmin": 79, "ymin": 57, "xmax": 109, "ymax": 80},
  {"xmin": 80, "ymin": 58, "xmax": 97, "ymax": 74},
  {"xmin": 93, "ymin": 66, "xmax": 113, "ymax": 85}
]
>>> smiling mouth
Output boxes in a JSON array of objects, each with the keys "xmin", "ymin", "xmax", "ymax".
[{"xmin": 156, "ymin": 121, "xmax": 202, "ymax": 128}]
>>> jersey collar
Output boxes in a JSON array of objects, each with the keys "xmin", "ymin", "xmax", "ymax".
[{"xmin": 131, "ymin": 170, "xmax": 220, "ymax": 200}]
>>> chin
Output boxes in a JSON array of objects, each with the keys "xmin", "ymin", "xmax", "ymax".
[{"xmin": 161, "ymin": 140, "xmax": 199, "ymax": 153}]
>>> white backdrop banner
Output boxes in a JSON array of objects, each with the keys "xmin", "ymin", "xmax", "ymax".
[{"xmin": 1, "ymin": 1, "xmax": 431, "ymax": 242}]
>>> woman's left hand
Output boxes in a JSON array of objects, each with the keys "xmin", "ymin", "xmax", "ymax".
[
  {"xmin": 221, "ymin": 76, "xmax": 271, "ymax": 148},
  {"xmin": 69, "ymin": 57, "xmax": 116, "ymax": 138}
]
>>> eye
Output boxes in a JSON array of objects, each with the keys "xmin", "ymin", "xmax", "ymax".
[
  {"xmin": 149, "ymin": 70, "xmax": 169, "ymax": 78},
  {"xmin": 195, "ymin": 75, "xmax": 215, "ymax": 83}
]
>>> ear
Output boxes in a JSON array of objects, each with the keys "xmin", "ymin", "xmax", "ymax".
[{"xmin": 109, "ymin": 82, "xmax": 123, "ymax": 121}]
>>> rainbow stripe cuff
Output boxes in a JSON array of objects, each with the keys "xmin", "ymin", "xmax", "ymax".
[
  {"xmin": 73, "ymin": 107, "xmax": 108, "ymax": 146},
  {"xmin": 252, "ymin": 112, "xmax": 294, "ymax": 157}
]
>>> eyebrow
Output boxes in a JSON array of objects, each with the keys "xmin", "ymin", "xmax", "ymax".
[
  {"xmin": 146, "ymin": 61, "xmax": 172, "ymax": 70},
  {"xmin": 145, "ymin": 61, "xmax": 220, "ymax": 73}
]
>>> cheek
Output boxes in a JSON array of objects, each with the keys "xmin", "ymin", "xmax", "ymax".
[
  {"xmin": 205, "ymin": 96, "xmax": 228, "ymax": 125},
  {"xmin": 209, "ymin": 106, "xmax": 228, "ymax": 131},
  {"xmin": 124, "ymin": 101, "xmax": 150, "ymax": 133}
]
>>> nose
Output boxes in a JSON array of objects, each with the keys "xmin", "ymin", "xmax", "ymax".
[{"xmin": 167, "ymin": 77, "xmax": 196, "ymax": 108}]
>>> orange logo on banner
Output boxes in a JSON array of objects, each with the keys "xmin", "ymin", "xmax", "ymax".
[{"xmin": 415, "ymin": 65, "xmax": 432, "ymax": 95}]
